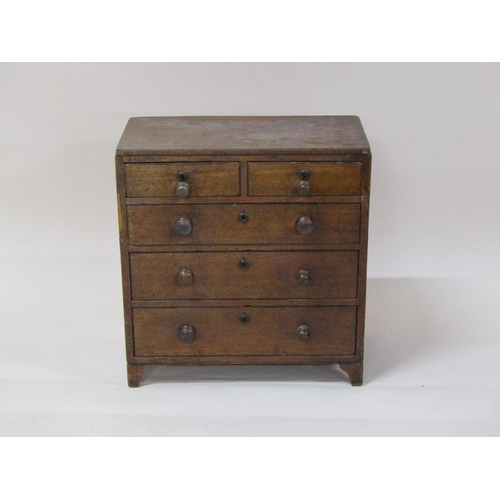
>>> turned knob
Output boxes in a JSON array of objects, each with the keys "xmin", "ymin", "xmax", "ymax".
[
  {"xmin": 296, "ymin": 216, "xmax": 314, "ymax": 235},
  {"xmin": 177, "ymin": 268, "xmax": 194, "ymax": 286},
  {"xmin": 175, "ymin": 217, "xmax": 192, "ymax": 236},
  {"xmin": 176, "ymin": 172, "xmax": 190, "ymax": 198},
  {"xmin": 297, "ymin": 180, "xmax": 311, "ymax": 196},
  {"xmin": 296, "ymin": 269, "xmax": 311, "ymax": 286},
  {"xmin": 296, "ymin": 325, "xmax": 310, "ymax": 342},
  {"xmin": 176, "ymin": 181, "xmax": 190, "ymax": 198},
  {"xmin": 178, "ymin": 325, "xmax": 196, "ymax": 343}
]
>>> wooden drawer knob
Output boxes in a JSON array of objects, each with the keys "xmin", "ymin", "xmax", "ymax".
[
  {"xmin": 178, "ymin": 325, "xmax": 196, "ymax": 343},
  {"xmin": 296, "ymin": 325, "xmax": 310, "ymax": 342},
  {"xmin": 297, "ymin": 180, "xmax": 311, "ymax": 196},
  {"xmin": 175, "ymin": 217, "xmax": 192, "ymax": 236},
  {"xmin": 176, "ymin": 171, "xmax": 190, "ymax": 198},
  {"xmin": 176, "ymin": 181, "xmax": 190, "ymax": 198},
  {"xmin": 296, "ymin": 216, "xmax": 314, "ymax": 235},
  {"xmin": 177, "ymin": 268, "xmax": 194, "ymax": 286}
]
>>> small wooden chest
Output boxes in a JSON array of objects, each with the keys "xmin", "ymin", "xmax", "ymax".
[{"xmin": 115, "ymin": 116, "xmax": 371, "ymax": 386}]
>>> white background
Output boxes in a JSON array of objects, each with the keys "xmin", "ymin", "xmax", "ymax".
[{"xmin": 1, "ymin": 63, "xmax": 500, "ymax": 436}]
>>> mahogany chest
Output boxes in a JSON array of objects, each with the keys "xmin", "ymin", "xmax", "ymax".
[{"xmin": 115, "ymin": 116, "xmax": 371, "ymax": 386}]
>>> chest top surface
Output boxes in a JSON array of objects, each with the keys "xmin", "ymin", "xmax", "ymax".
[{"xmin": 116, "ymin": 115, "xmax": 370, "ymax": 156}]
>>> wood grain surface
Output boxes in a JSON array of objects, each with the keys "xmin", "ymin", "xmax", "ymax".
[
  {"xmin": 130, "ymin": 250, "xmax": 358, "ymax": 300},
  {"xmin": 125, "ymin": 162, "xmax": 240, "ymax": 198},
  {"xmin": 116, "ymin": 116, "xmax": 370, "ymax": 155},
  {"xmin": 116, "ymin": 116, "xmax": 371, "ymax": 386},
  {"xmin": 248, "ymin": 162, "xmax": 362, "ymax": 196},
  {"xmin": 127, "ymin": 203, "xmax": 360, "ymax": 246},
  {"xmin": 133, "ymin": 306, "xmax": 357, "ymax": 357}
]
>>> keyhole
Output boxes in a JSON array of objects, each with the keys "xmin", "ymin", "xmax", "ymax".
[
  {"xmin": 240, "ymin": 313, "xmax": 249, "ymax": 324},
  {"xmin": 300, "ymin": 169, "xmax": 310, "ymax": 180},
  {"xmin": 178, "ymin": 171, "xmax": 188, "ymax": 182}
]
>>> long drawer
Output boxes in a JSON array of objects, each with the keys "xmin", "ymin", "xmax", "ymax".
[
  {"xmin": 133, "ymin": 306, "xmax": 357, "ymax": 357},
  {"xmin": 127, "ymin": 203, "xmax": 360, "ymax": 246},
  {"xmin": 130, "ymin": 250, "xmax": 358, "ymax": 300}
]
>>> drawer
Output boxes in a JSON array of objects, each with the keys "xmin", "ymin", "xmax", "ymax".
[
  {"xmin": 133, "ymin": 306, "xmax": 357, "ymax": 357},
  {"xmin": 130, "ymin": 251, "xmax": 358, "ymax": 300},
  {"xmin": 248, "ymin": 162, "xmax": 362, "ymax": 197},
  {"xmin": 127, "ymin": 203, "xmax": 360, "ymax": 246},
  {"xmin": 125, "ymin": 162, "xmax": 240, "ymax": 198}
]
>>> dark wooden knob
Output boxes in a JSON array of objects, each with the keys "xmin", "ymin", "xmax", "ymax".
[
  {"xmin": 296, "ymin": 216, "xmax": 314, "ymax": 235},
  {"xmin": 297, "ymin": 325, "xmax": 309, "ymax": 342},
  {"xmin": 297, "ymin": 180, "xmax": 311, "ymax": 196},
  {"xmin": 175, "ymin": 217, "xmax": 192, "ymax": 236},
  {"xmin": 178, "ymin": 325, "xmax": 196, "ymax": 343},
  {"xmin": 176, "ymin": 181, "xmax": 190, "ymax": 198},
  {"xmin": 296, "ymin": 269, "xmax": 311, "ymax": 286},
  {"xmin": 177, "ymin": 268, "xmax": 194, "ymax": 286}
]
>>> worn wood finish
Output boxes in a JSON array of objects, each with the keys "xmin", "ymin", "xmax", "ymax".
[
  {"xmin": 128, "ymin": 243, "xmax": 361, "ymax": 253},
  {"xmin": 125, "ymin": 195, "xmax": 364, "ymax": 205},
  {"xmin": 133, "ymin": 306, "xmax": 357, "ymax": 357},
  {"xmin": 248, "ymin": 162, "xmax": 362, "ymax": 197},
  {"xmin": 117, "ymin": 116, "xmax": 370, "ymax": 156},
  {"xmin": 125, "ymin": 162, "xmax": 240, "ymax": 198},
  {"xmin": 115, "ymin": 156, "xmax": 135, "ymax": 364},
  {"xmin": 127, "ymin": 364, "xmax": 146, "ymax": 387},
  {"xmin": 339, "ymin": 363, "xmax": 363, "ymax": 386},
  {"xmin": 131, "ymin": 298, "xmax": 359, "ymax": 308},
  {"xmin": 355, "ymin": 153, "xmax": 371, "ymax": 362},
  {"xmin": 116, "ymin": 116, "xmax": 371, "ymax": 387},
  {"xmin": 123, "ymin": 154, "xmax": 366, "ymax": 164},
  {"xmin": 127, "ymin": 203, "xmax": 360, "ymax": 246},
  {"xmin": 131, "ymin": 355, "xmax": 358, "ymax": 365},
  {"xmin": 130, "ymin": 251, "xmax": 359, "ymax": 300}
]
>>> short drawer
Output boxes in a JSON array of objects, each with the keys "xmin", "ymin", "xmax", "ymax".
[
  {"xmin": 130, "ymin": 251, "xmax": 358, "ymax": 300},
  {"xmin": 248, "ymin": 162, "xmax": 362, "ymax": 197},
  {"xmin": 127, "ymin": 203, "xmax": 360, "ymax": 246},
  {"xmin": 133, "ymin": 306, "xmax": 357, "ymax": 357},
  {"xmin": 125, "ymin": 162, "xmax": 240, "ymax": 198}
]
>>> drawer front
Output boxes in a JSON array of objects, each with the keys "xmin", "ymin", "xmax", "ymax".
[
  {"xmin": 130, "ymin": 251, "xmax": 358, "ymax": 300},
  {"xmin": 127, "ymin": 203, "xmax": 360, "ymax": 246},
  {"xmin": 248, "ymin": 162, "xmax": 362, "ymax": 197},
  {"xmin": 133, "ymin": 306, "xmax": 357, "ymax": 357},
  {"xmin": 125, "ymin": 162, "xmax": 240, "ymax": 198}
]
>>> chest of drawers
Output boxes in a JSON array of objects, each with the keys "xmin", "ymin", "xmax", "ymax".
[{"xmin": 115, "ymin": 116, "xmax": 371, "ymax": 387}]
